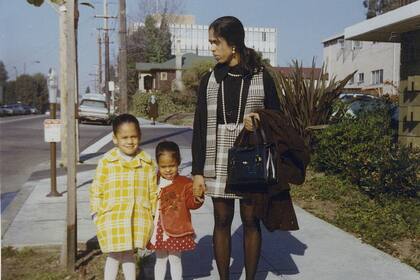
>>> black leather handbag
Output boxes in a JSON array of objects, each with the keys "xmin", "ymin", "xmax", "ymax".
[{"xmin": 226, "ymin": 118, "xmax": 278, "ymax": 194}]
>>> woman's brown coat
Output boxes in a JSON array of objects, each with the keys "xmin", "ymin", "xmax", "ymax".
[{"xmin": 235, "ymin": 109, "xmax": 310, "ymax": 231}]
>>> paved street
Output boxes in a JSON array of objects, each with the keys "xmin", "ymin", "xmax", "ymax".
[{"xmin": 0, "ymin": 114, "xmax": 112, "ymax": 210}]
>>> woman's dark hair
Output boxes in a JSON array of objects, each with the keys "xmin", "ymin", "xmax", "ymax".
[
  {"xmin": 155, "ymin": 141, "xmax": 181, "ymax": 165},
  {"xmin": 112, "ymin": 114, "xmax": 141, "ymax": 135},
  {"xmin": 209, "ymin": 16, "xmax": 263, "ymax": 73}
]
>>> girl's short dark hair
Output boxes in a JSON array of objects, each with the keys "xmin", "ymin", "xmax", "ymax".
[
  {"xmin": 209, "ymin": 16, "xmax": 263, "ymax": 73},
  {"xmin": 112, "ymin": 114, "xmax": 141, "ymax": 135},
  {"xmin": 155, "ymin": 141, "xmax": 181, "ymax": 165}
]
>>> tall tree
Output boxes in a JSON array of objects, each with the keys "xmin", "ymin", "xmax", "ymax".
[
  {"xmin": 363, "ymin": 0, "xmax": 411, "ymax": 18},
  {"xmin": 136, "ymin": 0, "xmax": 185, "ymax": 22},
  {"xmin": 159, "ymin": 14, "xmax": 172, "ymax": 61},
  {"xmin": 143, "ymin": 15, "xmax": 171, "ymax": 63},
  {"xmin": 85, "ymin": 86, "xmax": 90, "ymax": 93},
  {"xmin": 0, "ymin": 61, "xmax": 8, "ymax": 104},
  {"xmin": 6, "ymin": 73, "xmax": 49, "ymax": 111},
  {"xmin": 4, "ymin": 81, "xmax": 16, "ymax": 104},
  {"xmin": 363, "ymin": 0, "xmax": 377, "ymax": 19},
  {"xmin": 0, "ymin": 61, "xmax": 8, "ymax": 84}
]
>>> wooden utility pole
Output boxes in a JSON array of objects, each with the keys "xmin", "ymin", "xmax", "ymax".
[
  {"xmin": 104, "ymin": 0, "xmax": 111, "ymax": 111},
  {"xmin": 118, "ymin": 0, "xmax": 128, "ymax": 113},
  {"xmin": 95, "ymin": 0, "xmax": 116, "ymax": 102},
  {"xmin": 62, "ymin": 0, "xmax": 78, "ymax": 271},
  {"xmin": 98, "ymin": 32, "xmax": 103, "ymax": 93},
  {"xmin": 59, "ymin": 3, "xmax": 68, "ymax": 168}
]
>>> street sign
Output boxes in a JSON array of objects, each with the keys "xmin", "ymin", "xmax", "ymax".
[
  {"xmin": 48, "ymin": 69, "xmax": 58, "ymax": 104},
  {"xmin": 44, "ymin": 119, "xmax": 62, "ymax": 142},
  {"xmin": 108, "ymin": 81, "xmax": 115, "ymax": 91}
]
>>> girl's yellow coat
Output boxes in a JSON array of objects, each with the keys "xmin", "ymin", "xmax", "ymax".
[{"xmin": 89, "ymin": 148, "xmax": 158, "ymax": 253}]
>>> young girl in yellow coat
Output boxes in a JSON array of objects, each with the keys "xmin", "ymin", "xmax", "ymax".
[{"xmin": 89, "ymin": 114, "xmax": 158, "ymax": 280}]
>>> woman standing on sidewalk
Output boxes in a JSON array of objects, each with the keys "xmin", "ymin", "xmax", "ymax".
[{"xmin": 191, "ymin": 16, "xmax": 281, "ymax": 279}]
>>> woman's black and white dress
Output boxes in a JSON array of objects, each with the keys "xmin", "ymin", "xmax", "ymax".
[{"xmin": 191, "ymin": 64, "xmax": 280, "ymax": 199}]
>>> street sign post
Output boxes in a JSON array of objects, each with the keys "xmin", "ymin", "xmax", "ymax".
[
  {"xmin": 46, "ymin": 69, "xmax": 61, "ymax": 198},
  {"xmin": 108, "ymin": 81, "xmax": 115, "ymax": 113}
]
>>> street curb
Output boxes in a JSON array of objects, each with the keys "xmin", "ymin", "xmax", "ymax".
[{"xmin": 1, "ymin": 179, "xmax": 36, "ymax": 238}]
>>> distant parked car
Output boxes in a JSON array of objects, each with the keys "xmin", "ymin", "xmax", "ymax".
[
  {"xmin": 336, "ymin": 92, "xmax": 398, "ymax": 125},
  {"xmin": 8, "ymin": 103, "xmax": 28, "ymax": 115},
  {"xmin": 23, "ymin": 104, "xmax": 39, "ymax": 114},
  {"xmin": 78, "ymin": 93, "xmax": 110, "ymax": 125},
  {"xmin": 0, "ymin": 105, "xmax": 14, "ymax": 116},
  {"xmin": 2, "ymin": 104, "xmax": 24, "ymax": 115}
]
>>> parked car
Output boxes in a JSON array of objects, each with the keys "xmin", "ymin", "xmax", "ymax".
[
  {"xmin": 9, "ymin": 103, "xmax": 30, "ymax": 115},
  {"xmin": 23, "ymin": 104, "xmax": 39, "ymax": 114},
  {"xmin": 2, "ymin": 104, "xmax": 25, "ymax": 115},
  {"xmin": 0, "ymin": 105, "xmax": 14, "ymax": 116},
  {"xmin": 78, "ymin": 93, "xmax": 110, "ymax": 125},
  {"xmin": 336, "ymin": 92, "xmax": 398, "ymax": 125}
]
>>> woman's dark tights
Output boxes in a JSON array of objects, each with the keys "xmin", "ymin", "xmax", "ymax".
[{"xmin": 212, "ymin": 197, "xmax": 262, "ymax": 280}]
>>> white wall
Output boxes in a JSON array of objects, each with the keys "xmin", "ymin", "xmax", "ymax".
[
  {"xmin": 323, "ymin": 37, "xmax": 400, "ymax": 95},
  {"xmin": 170, "ymin": 24, "xmax": 278, "ymax": 66}
]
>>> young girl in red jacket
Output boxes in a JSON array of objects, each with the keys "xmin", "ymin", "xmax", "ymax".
[{"xmin": 147, "ymin": 141, "xmax": 204, "ymax": 280}]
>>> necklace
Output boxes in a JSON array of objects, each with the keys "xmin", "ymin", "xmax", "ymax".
[
  {"xmin": 221, "ymin": 78, "xmax": 244, "ymax": 131},
  {"xmin": 227, "ymin": 72, "xmax": 242, "ymax": 77}
]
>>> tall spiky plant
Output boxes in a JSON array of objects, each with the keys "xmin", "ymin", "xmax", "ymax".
[{"xmin": 266, "ymin": 59, "xmax": 355, "ymax": 147}]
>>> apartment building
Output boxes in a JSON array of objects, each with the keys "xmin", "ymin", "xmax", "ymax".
[{"xmin": 323, "ymin": 33, "xmax": 400, "ymax": 95}]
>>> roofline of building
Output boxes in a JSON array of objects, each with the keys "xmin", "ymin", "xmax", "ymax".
[
  {"xmin": 322, "ymin": 32, "xmax": 344, "ymax": 43},
  {"xmin": 344, "ymin": 1, "xmax": 420, "ymax": 41}
]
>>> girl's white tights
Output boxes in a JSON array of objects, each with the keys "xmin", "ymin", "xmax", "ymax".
[
  {"xmin": 155, "ymin": 250, "xmax": 182, "ymax": 280},
  {"xmin": 104, "ymin": 251, "xmax": 136, "ymax": 280}
]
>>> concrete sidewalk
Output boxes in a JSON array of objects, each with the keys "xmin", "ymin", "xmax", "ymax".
[{"xmin": 2, "ymin": 120, "xmax": 419, "ymax": 280}]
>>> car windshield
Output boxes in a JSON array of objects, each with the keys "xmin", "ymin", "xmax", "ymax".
[
  {"xmin": 81, "ymin": 100, "xmax": 107, "ymax": 109},
  {"xmin": 349, "ymin": 100, "xmax": 386, "ymax": 114}
]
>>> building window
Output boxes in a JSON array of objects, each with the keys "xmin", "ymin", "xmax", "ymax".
[
  {"xmin": 358, "ymin": 73, "xmax": 364, "ymax": 84},
  {"xmin": 262, "ymin": 32, "xmax": 267, "ymax": 42},
  {"xmin": 352, "ymin": 41, "xmax": 362, "ymax": 50},
  {"xmin": 371, "ymin": 69, "xmax": 383, "ymax": 85},
  {"xmin": 160, "ymin": 72, "xmax": 168, "ymax": 81},
  {"xmin": 338, "ymin": 38, "xmax": 345, "ymax": 49}
]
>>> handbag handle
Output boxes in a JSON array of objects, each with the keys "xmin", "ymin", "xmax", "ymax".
[
  {"xmin": 251, "ymin": 116, "xmax": 268, "ymax": 145},
  {"xmin": 237, "ymin": 116, "xmax": 267, "ymax": 146}
]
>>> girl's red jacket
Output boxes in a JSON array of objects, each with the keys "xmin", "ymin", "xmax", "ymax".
[{"xmin": 158, "ymin": 175, "xmax": 204, "ymax": 237}]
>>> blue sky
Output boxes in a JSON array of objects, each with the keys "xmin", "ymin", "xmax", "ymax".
[{"xmin": 0, "ymin": 0, "xmax": 366, "ymax": 92}]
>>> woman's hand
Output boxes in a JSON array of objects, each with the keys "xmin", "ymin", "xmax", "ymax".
[
  {"xmin": 193, "ymin": 175, "xmax": 206, "ymax": 203},
  {"xmin": 243, "ymin": 113, "xmax": 260, "ymax": 131}
]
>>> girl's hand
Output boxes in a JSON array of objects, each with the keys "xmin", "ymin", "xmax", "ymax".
[
  {"xmin": 193, "ymin": 175, "xmax": 205, "ymax": 203},
  {"xmin": 243, "ymin": 113, "xmax": 260, "ymax": 131}
]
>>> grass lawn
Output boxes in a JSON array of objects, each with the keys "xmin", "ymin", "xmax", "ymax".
[
  {"xmin": 1, "ymin": 246, "xmax": 156, "ymax": 280},
  {"xmin": 291, "ymin": 168, "xmax": 420, "ymax": 270}
]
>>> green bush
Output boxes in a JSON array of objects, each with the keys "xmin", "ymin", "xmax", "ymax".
[
  {"xmin": 312, "ymin": 108, "xmax": 419, "ymax": 197},
  {"xmin": 129, "ymin": 91, "xmax": 195, "ymax": 118}
]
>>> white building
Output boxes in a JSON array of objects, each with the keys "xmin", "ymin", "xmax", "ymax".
[
  {"xmin": 343, "ymin": 1, "xmax": 420, "ymax": 147},
  {"xmin": 169, "ymin": 23, "xmax": 277, "ymax": 66},
  {"xmin": 323, "ymin": 33, "xmax": 400, "ymax": 95},
  {"xmin": 131, "ymin": 15, "xmax": 278, "ymax": 66}
]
